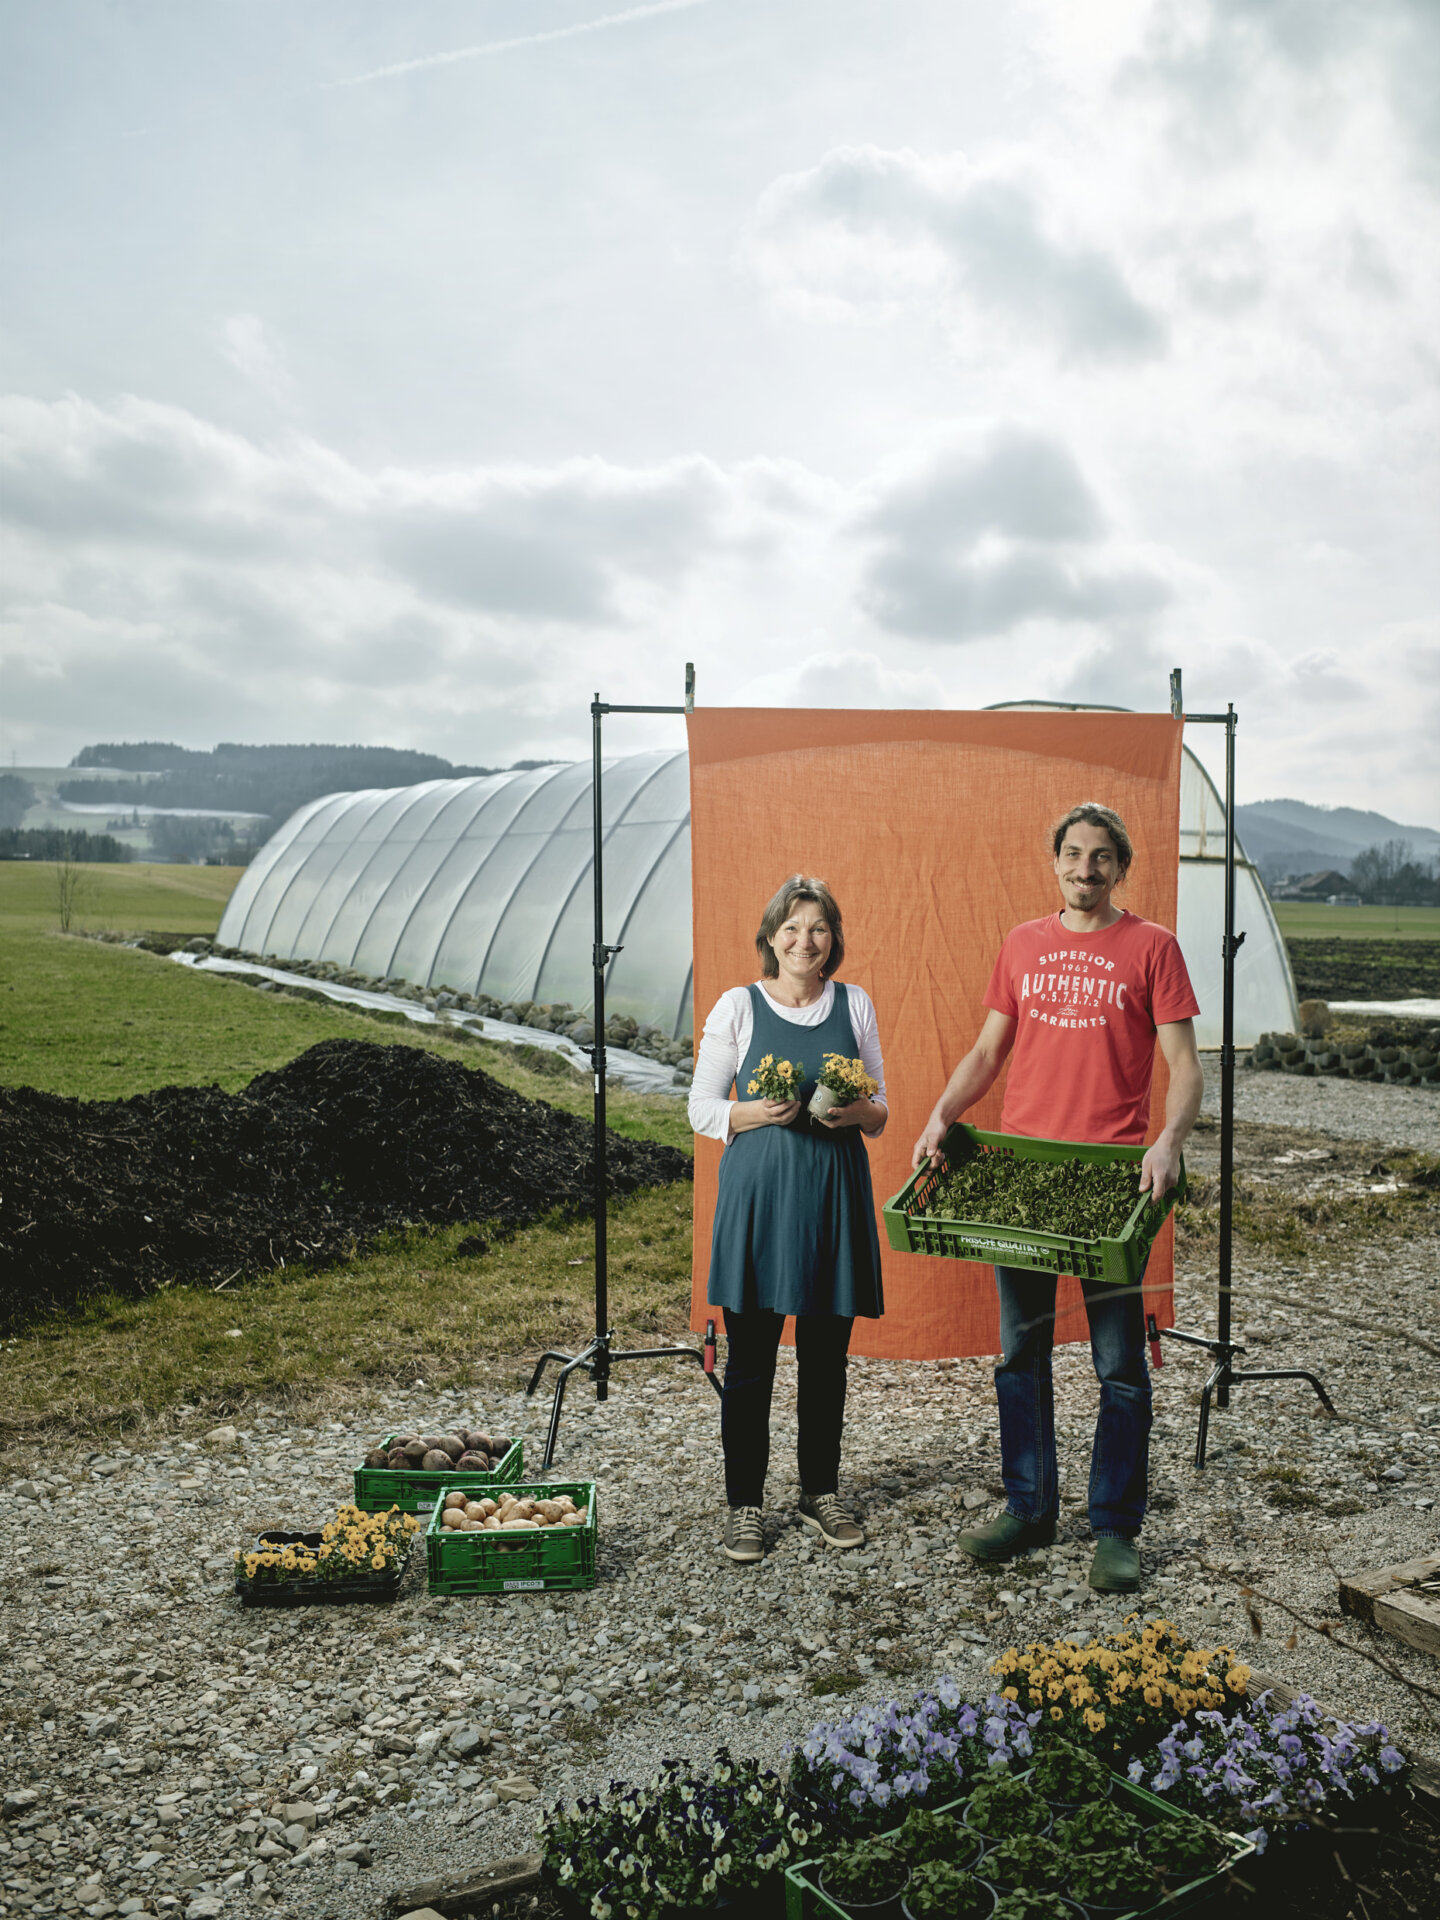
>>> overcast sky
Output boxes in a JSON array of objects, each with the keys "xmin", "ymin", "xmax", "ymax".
[{"xmin": 2, "ymin": 0, "xmax": 1437, "ymax": 819}]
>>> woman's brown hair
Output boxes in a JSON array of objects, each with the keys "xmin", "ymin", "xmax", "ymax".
[{"xmin": 755, "ymin": 876, "xmax": 845, "ymax": 979}]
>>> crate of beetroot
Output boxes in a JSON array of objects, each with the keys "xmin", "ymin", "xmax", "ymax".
[
  {"xmin": 353, "ymin": 1426, "xmax": 523, "ymax": 1514},
  {"xmin": 881, "ymin": 1123, "xmax": 1186, "ymax": 1287},
  {"xmin": 425, "ymin": 1480, "xmax": 597, "ymax": 1596}
]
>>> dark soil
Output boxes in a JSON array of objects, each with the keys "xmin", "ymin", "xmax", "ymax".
[
  {"xmin": 1286, "ymin": 937, "xmax": 1440, "ymax": 1001},
  {"xmin": 0, "ymin": 1038, "xmax": 689, "ymax": 1330}
]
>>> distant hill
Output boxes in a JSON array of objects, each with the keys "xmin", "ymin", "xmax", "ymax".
[
  {"xmin": 62, "ymin": 742, "xmax": 558, "ymax": 843},
  {"xmin": 1237, "ymin": 798, "xmax": 1440, "ymax": 883}
]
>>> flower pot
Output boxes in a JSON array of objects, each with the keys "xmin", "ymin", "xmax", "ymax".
[
  {"xmin": 900, "ymin": 1878, "xmax": 998, "ymax": 1920},
  {"xmin": 809, "ymin": 1084, "xmax": 843, "ymax": 1122},
  {"xmin": 817, "ymin": 1865, "xmax": 911, "ymax": 1919}
]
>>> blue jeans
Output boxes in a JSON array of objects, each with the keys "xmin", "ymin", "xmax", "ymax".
[{"xmin": 993, "ymin": 1264, "xmax": 1152, "ymax": 1537}]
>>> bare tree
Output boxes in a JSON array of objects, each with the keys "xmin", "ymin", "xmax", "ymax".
[{"xmin": 53, "ymin": 854, "xmax": 94, "ymax": 933}]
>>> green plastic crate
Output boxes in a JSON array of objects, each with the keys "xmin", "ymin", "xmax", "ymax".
[
  {"xmin": 353, "ymin": 1435, "xmax": 523, "ymax": 1514},
  {"xmin": 882, "ymin": 1124, "xmax": 1186, "ymax": 1286},
  {"xmin": 784, "ymin": 1775, "xmax": 1253, "ymax": 1920},
  {"xmin": 425, "ymin": 1480, "xmax": 597, "ymax": 1595}
]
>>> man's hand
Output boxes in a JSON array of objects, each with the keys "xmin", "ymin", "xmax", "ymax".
[
  {"xmin": 911, "ymin": 1011, "xmax": 1016, "ymax": 1171},
  {"xmin": 911, "ymin": 1114, "xmax": 949, "ymax": 1170},
  {"xmin": 1138, "ymin": 1139, "xmax": 1182, "ymax": 1199}
]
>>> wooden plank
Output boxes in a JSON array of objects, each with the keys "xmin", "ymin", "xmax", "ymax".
[
  {"xmin": 1339, "ymin": 1551, "xmax": 1440, "ymax": 1625},
  {"xmin": 1372, "ymin": 1588, "xmax": 1440, "ymax": 1664},
  {"xmin": 385, "ymin": 1852, "xmax": 542, "ymax": 1919}
]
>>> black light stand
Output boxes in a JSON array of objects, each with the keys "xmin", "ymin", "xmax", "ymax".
[
  {"xmin": 1156, "ymin": 669, "xmax": 1335, "ymax": 1466},
  {"xmin": 526, "ymin": 662, "xmax": 721, "ymax": 1468}
]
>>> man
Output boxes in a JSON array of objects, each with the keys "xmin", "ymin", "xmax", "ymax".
[{"xmin": 912, "ymin": 802, "xmax": 1203, "ymax": 1594}]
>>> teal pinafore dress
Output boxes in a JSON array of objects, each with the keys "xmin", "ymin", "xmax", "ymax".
[{"xmin": 706, "ymin": 982, "xmax": 884, "ymax": 1318}]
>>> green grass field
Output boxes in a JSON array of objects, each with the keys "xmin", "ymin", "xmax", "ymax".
[
  {"xmin": 1271, "ymin": 902, "xmax": 1440, "ymax": 941},
  {"xmin": 1, "ymin": 1191, "xmax": 695, "ymax": 1443},
  {"xmin": 0, "ymin": 859, "xmax": 688, "ymax": 1147}
]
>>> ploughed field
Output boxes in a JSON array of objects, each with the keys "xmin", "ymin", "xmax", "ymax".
[
  {"xmin": 0, "ymin": 1037, "xmax": 690, "ymax": 1329},
  {"xmin": 1284, "ymin": 936, "xmax": 1440, "ymax": 1002}
]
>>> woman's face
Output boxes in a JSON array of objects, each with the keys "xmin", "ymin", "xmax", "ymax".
[{"xmin": 768, "ymin": 898, "xmax": 833, "ymax": 982}]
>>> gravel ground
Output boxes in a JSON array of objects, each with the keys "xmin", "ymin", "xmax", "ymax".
[
  {"xmin": 1214, "ymin": 1051, "xmax": 1439, "ymax": 1150},
  {"xmin": 2, "ymin": 1078, "xmax": 1437, "ymax": 1920}
]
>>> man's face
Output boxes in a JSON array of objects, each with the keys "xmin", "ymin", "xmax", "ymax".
[{"xmin": 1053, "ymin": 820, "xmax": 1124, "ymax": 916}]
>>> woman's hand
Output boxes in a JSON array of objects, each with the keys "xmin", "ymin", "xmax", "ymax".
[
  {"xmin": 818, "ymin": 1097, "xmax": 886, "ymax": 1136},
  {"xmin": 730, "ymin": 1096, "xmax": 801, "ymax": 1132}
]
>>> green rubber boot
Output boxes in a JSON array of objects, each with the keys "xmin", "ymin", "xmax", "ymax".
[
  {"xmin": 1089, "ymin": 1534, "xmax": 1141, "ymax": 1593},
  {"xmin": 958, "ymin": 1512, "xmax": 1057, "ymax": 1563}
]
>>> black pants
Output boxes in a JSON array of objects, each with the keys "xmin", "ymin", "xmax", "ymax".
[{"xmin": 720, "ymin": 1309, "xmax": 854, "ymax": 1508}]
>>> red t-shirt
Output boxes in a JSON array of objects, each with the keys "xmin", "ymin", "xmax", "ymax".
[{"xmin": 983, "ymin": 910, "xmax": 1200, "ymax": 1144}]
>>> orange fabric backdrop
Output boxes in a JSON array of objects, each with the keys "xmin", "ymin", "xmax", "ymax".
[{"xmin": 687, "ymin": 708, "xmax": 1186, "ymax": 1359}]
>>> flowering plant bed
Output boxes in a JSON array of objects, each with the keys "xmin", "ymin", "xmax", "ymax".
[
  {"xmin": 882, "ymin": 1126, "xmax": 1184, "ymax": 1287},
  {"xmin": 539, "ymin": 1748, "xmax": 813, "ymax": 1918},
  {"xmin": 1127, "ymin": 1689, "xmax": 1408, "ymax": 1854},
  {"xmin": 233, "ymin": 1503, "xmax": 418, "ymax": 1607},
  {"xmin": 990, "ymin": 1620, "xmax": 1249, "ymax": 1758},
  {"xmin": 790, "ymin": 1683, "xmax": 1038, "ymax": 1837}
]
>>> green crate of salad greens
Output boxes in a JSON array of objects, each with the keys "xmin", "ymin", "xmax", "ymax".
[{"xmin": 881, "ymin": 1124, "xmax": 1185, "ymax": 1286}]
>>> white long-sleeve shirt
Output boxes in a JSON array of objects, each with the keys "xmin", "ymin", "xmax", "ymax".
[{"xmin": 687, "ymin": 979, "xmax": 889, "ymax": 1144}]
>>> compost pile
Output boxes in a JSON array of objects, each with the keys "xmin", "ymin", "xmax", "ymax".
[
  {"xmin": 921, "ymin": 1148, "xmax": 1145, "ymax": 1236},
  {"xmin": 0, "ymin": 1038, "xmax": 689, "ymax": 1328}
]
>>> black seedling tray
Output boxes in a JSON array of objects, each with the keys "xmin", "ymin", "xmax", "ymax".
[{"xmin": 234, "ymin": 1529, "xmax": 412, "ymax": 1608}]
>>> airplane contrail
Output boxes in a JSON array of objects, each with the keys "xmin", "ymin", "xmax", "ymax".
[{"xmin": 324, "ymin": 0, "xmax": 711, "ymax": 89}]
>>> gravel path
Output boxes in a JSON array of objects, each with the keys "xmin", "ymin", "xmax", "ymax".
[
  {"xmin": 2, "ymin": 1076, "xmax": 1437, "ymax": 1920},
  {"xmin": 1210, "ymin": 1053, "xmax": 1439, "ymax": 1150}
]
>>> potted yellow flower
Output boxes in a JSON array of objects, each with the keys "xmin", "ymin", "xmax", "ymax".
[
  {"xmin": 234, "ymin": 1502, "xmax": 418, "ymax": 1607},
  {"xmin": 810, "ymin": 1053, "xmax": 878, "ymax": 1124},
  {"xmin": 748, "ymin": 1053, "xmax": 806, "ymax": 1102}
]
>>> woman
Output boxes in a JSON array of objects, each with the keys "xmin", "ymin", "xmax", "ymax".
[{"xmin": 689, "ymin": 875, "xmax": 887, "ymax": 1564}]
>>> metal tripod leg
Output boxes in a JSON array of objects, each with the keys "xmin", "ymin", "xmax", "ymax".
[
  {"xmin": 527, "ymin": 1334, "xmax": 722, "ymax": 1469},
  {"xmin": 1166, "ymin": 1330, "xmax": 1336, "ymax": 1468}
]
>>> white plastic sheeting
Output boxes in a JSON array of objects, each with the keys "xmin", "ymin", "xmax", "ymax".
[
  {"xmin": 1177, "ymin": 746, "xmax": 1299, "ymax": 1048},
  {"xmin": 218, "ymin": 737, "xmax": 1298, "ymax": 1049},
  {"xmin": 167, "ymin": 951, "xmax": 686, "ymax": 1094},
  {"xmin": 217, "ymin": 750, "xmax": 693, "ymax": 1040}
]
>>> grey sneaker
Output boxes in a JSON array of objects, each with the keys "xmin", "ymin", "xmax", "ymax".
[
  {"xmin": 958, "ymin": 1512, "xmax": 1057, "ymax": 1563},
  {"xmin": 723, "ymin": 1505, "xmax": 765, "ymax": 1563},
  {"xmin": 798, "ymin": 1492, "xmax": 866, "ymax": 1550}
]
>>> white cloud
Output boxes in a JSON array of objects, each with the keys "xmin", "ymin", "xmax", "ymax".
[
  {"xmin": 745, "ymin": 145, "xmax": 1166, "ymax": 362},
  {"xmin": 217, "ymin": 314, "xmax": 295, "ymax": 409},
  {"xmin": 852, "ymin": 430, "xmax": 1174, "ymax": 642},
  {"xmin": 732, "ymin": 650, "xmax": 947, "ymax": 710}
]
